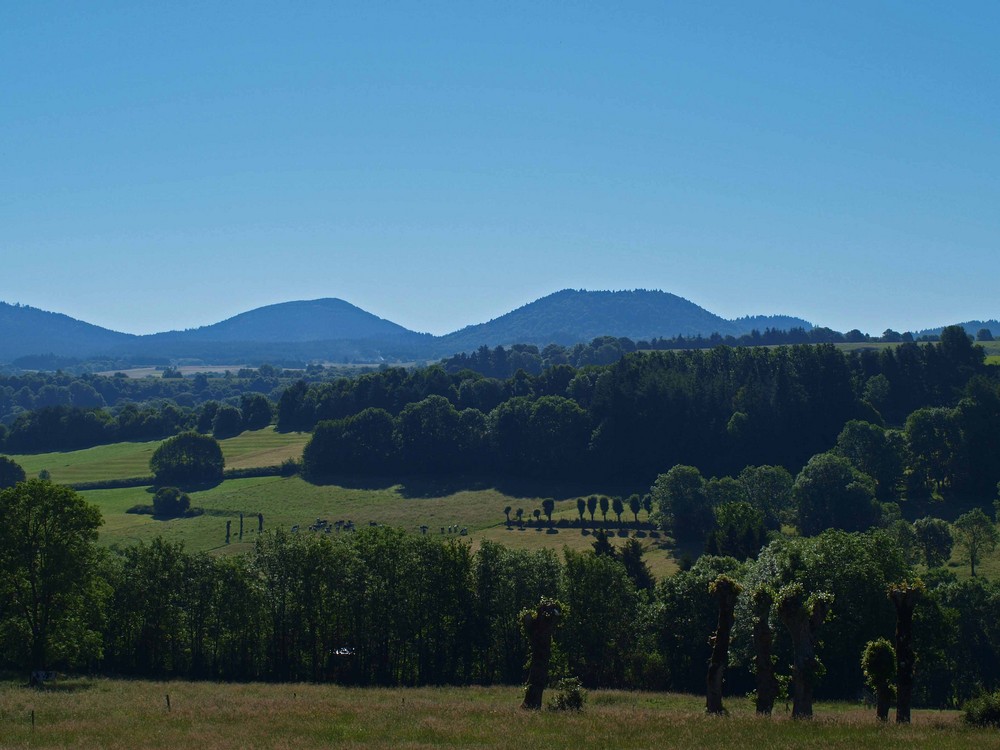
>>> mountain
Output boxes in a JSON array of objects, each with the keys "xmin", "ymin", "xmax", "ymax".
[
  {"xmin": 434, "ymin": 289, "xmax": 812, "ymax": 352},
  {"xmin": 144, "ymin": 298, "xmax": 423, "ymax": 344},
  {"xmin": 0, "ymin": 302, "xmax": 134, "ymax": 361},
  {"xmin": 0, "ymin": 290, "xmax": 815, "ymax": 365}
]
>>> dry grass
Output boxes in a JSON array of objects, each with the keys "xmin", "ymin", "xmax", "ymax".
[{"xmin": 0, "ymin": 679, "xmax": 986, "ymax": 750}]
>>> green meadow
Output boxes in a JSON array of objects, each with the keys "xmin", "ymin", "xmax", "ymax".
[{"xmin": 0, "ymin": 679, "xmax": 984, "ymax": 750}]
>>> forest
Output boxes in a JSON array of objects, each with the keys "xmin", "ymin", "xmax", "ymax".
[{"xmin": 3, "ymin": 328, "xmax": 1000, "ymax": 711}]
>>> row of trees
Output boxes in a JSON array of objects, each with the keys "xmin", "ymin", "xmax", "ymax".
[
  {"xmin": 0, "ymin": 394, "xmax": 275, "ymax": 454},
  {"xmin": 3, "ymin": 480, "xmax": 1000, "ymax": 707}
]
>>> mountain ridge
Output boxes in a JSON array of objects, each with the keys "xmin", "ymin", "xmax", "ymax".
[{"xmin": 0, "ymin": 289, "xmax": 879, "ymax": 365}]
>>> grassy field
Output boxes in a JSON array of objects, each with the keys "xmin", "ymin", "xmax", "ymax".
[
  {"xmin": 9, "ymin": 428, "xmax": 311, "ymax": 484},
  {"xmin": 0, "ymin": 678, "xmax": 984, "ymax": 750},
  {"xmin": 77, "ymin": 476, "xmax": 677, "ymax": 576}
]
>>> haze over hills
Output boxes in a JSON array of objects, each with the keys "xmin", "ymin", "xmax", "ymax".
[{"xmin": 4, "ymin": 287, "xmax": 960, "ymax": 366}]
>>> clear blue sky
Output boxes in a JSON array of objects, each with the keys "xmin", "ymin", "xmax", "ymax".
[{"xmin": 3, "ymin": 2, "xmax": 998, "ymax": 336}]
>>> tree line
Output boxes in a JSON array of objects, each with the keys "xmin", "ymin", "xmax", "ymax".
[
  {"xmin": 2, "ymin": 479, "xmax": 999, "ymax": 707},
  {"xmin": 296, "ymin": 329, "xmax": 1000, "ymax": 499}
]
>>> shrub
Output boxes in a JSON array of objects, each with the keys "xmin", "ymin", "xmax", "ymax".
[
  {"xmin": 153, "ymin": 486, "xmax": 191, "ymax": 517},
  {"xmin": 547, "ymin": 677, "xmax": 587, "ymax": 711},
  {"xmin": 0, "ymin": 456, "xmax": 26, "ymax": 489},
  {"xmin": 964, "ymin": 691, "xmax": 1000, "ymax": 728}
]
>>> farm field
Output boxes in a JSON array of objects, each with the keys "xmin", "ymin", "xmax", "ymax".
[
  {"xmin": 0, "ymin": 678, "xmax": 981, "ymax": 750},
  {"xmin": 9, "ymin": 427, "xmax": 311, "ymax": 484},
  {"xmin": 77, "ymin": 476, "xmax": 676, "ymax": 576}
]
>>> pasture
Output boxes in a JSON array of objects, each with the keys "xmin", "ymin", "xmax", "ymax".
[
  {"xmin": 0, "ymin": 678, "xmax": 982, "ymax": 750},
  {"xmin": 9, "ymin": 428, "xmax": 310, "ymax": 484}
]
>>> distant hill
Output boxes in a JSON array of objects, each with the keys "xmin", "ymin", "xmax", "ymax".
[
  {"xmin": 144, "ymin": 298, "xmax": 424, "ymax": 344},
  {"xmin": 0, "ymin": 302, "xmax": 134, "ymax": 361},
  {"xmin": 1, "ymin": 290, "xmax": 817, "ymax": 365},
  {"xmin": 915, "ymin": 320, "xmax": 1000, "ymax": 339},
  {"xmin": 435, "ymin": 289, "xmax": 812, "ymax": 352}
]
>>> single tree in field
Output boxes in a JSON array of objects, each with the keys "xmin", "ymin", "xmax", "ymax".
[
  {"xmin": 706, "ymin": 575, "xmax": 742, "ymax": 714},
  {"xmin": 862, "ymin": 638, "xmax": 895, "ymax": 721},
  {"xmin": 150, "ymin": 431, "xmax": 224, "ymax": 486},
  {"xmin": 612, "ymin": 496, "xmax": 624, "ymax": 524},
  {"xmin": 586, "ymin": 495, "xmax": 597, "ymax": 523},
  {"xmin": 504, "ymin": 505, "xmax": 512, "ymax": 527},
  {"xmin": 913, "ymin": 517, "xmax": 953, "ymax": 568},
  {"xmin": 576, "ymin": 497, "xmax": 586, "ymax": 523},
  {"xmin": 629, "ymin": 494, "xmax": 641, "ymax": 524},
  {"xmin": 889, "ymin": 581, "xmax": 923, "ymax": 723},
  {"xmin": 533, "ymin": 509, "xmax": 541, "ymax": 524},
  {"xmin": 642, "ymin": 493, "xmax": 653, "ymax": 521},
  {"xmin": 599, "ymin": 495, "xmax": 610, "ymax": 525},
  {"xmin": 0, "ymin": 456, "xmax": 26, "ymax": 489},
  {"xmin": 542, "ymin": 498, "xmax": 555, "ymax": 525},
  {"xmin": 516, "ymin": 508, "xmax": 524, "ymax": 528},
  {"xmin": 777, "ymin": 584, "xmax": 833, "ymax": 719},
  {"xmin": 520, "ymin": 598, "xmax": 566, "ymax": 709},
  {"xmin": 952, "ymin": 507, "xmax": 999, "ymax": 577},
  {"xmin": 751, "ymin": 588, "xmax": 780, "ymax": 715}
]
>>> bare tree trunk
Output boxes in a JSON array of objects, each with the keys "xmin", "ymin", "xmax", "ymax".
[
  {"xmin": 875, "ymin": 679, "xmax": 891, "ymax": 721},
  {"xmin": 890, "ymin": 586, "xmax": 921, "ymax": 724},
  {"xmin": 752, "ymin": 590, "xmax": 780, "ymax": 715},
  {"xmin": 706, "ymin": 577, "xmax": 740, "ymax": 714},
  {"xmin": 521, "ymin": 601, "xmax": 563, "ymax": 710}
]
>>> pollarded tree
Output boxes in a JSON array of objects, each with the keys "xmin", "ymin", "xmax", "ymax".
[
  {"xmin": 862, "ymin": 638, "xmax": 895, "ymax": 721},
  {"xmin": 520, "ymin": 598, "xmax": 566, "ymax": 709},
  {"xmin": 542, "ymin": 498, "xmax": 555, "ymax": 525},
  {"xmin": 777, "ymin": 583, "xmax": 834, "ymax": 719},
  {"xmin": 629, "ymin": 494, "xmax": 641, "ymax": 524},
  {"xmin": 599, "ymin": 496, "xmax": 609, "ymax": 525},
  {"xmin": 706, "ymin": 575, "xmax": 742, "ymax": 715},
  {"xmin": 952, "ymin": 508, "xmax": 999, "ymax": 578},
  {"xmin": 612, "ymin": 496, "xmax": 624, "ymax": 524},
  {"xmin": 889, "ymin": 580, "xmax": 923, "ymax": 723},
  {"xmin": 577, "ymin": 498, "xmax": 586, "ymax": 523},
  {"xmin": 586, "ymin": 495, "xmax": 597, "ymax": 524},
  {"xmin": 0, "ymin": 456, "xmax": 26, "ymax": 489},
  {"xmin": 150, "ymin": 431, "xmax": 224, "ymax": 486}
]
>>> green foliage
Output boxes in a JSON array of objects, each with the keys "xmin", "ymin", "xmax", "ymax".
[
  {"xmin": 0, "ymin": 480, "xmax": 105, "ymax": 671},
  {"xmin": 547, "ymin": 676, "xmax": 587, "ymax": 711},
  {"xmin": 953, "ymin": 507, "xmax": 1000, "ymax": 577},
  {"xmin": 793, "ymin": 452, "xmax": 879, "ymax": 535},
  {"xmin": 861, "ymin": 638, "xmax": 896, "ymax": 691},
  {"xmin": 150, "ymin": 431, "xmax": 224, "ymax": 486},
  {"xmin": 650, "ymin": 465, "xmax": 712, "ymax": 541},
  {"xmin": 914, "ymin": 517, "xmax": 953, "ymax": 568},
  {"xmin": 152, "ymin": 486, "xmax": 191, "ymax": 517},
  {"xmin": 963, "ymin": 691, "xmax": 1000, "ymax": 728},
  {"xmin": 706, "ymin": 500, "xmax": 766, "ymax": 560},
  {"xmin": 0, "ymin": 455, "xmax": 26, "ymax": 488},
  {"xmin": 212, "ymin": 404, "xmax": 244, "ymax": 439}
]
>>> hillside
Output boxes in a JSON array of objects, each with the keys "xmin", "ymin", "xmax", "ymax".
[
  {"xmin": 0, "ymin": 302, "xmax": 134, "ymax": 361},
  {"xmin": 2, "ymin": 290, "xmax": 813, "ymax": 364},
  {"xmin": 435, "ymin": 289, "xmax": 811, "ymax": 352},
  {"xmin": 147, "ymin": 298, "xmax": 423, "ymax": 343}
]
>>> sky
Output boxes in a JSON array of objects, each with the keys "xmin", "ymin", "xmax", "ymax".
[{"xmin": 2, "ymin": 2, "xmax": 999, "ymax": 336}]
